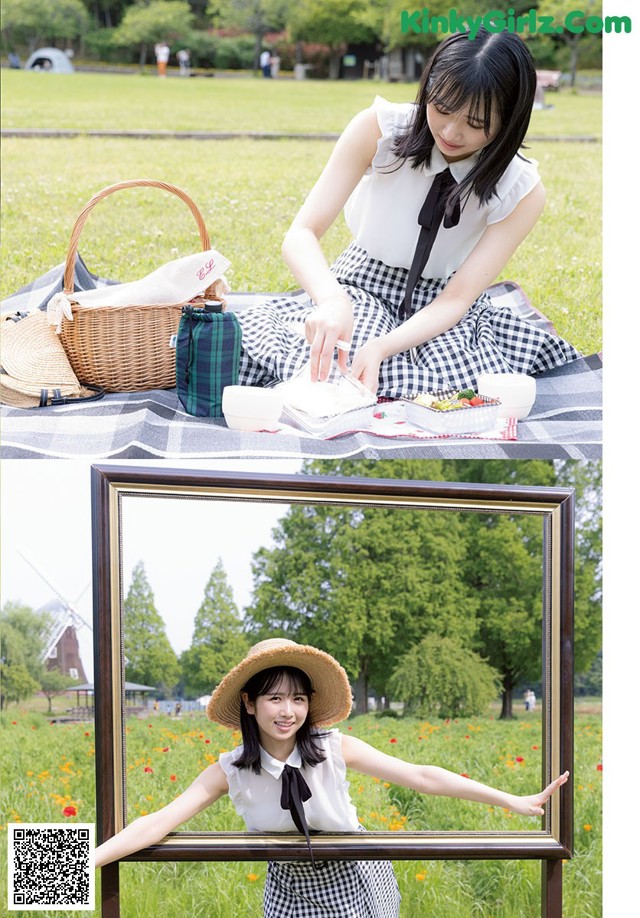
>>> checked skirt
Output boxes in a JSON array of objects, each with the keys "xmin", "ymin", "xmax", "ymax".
[
  {"xmin": 237, "ymin": 243, "xmax": 581, "ymax": 399},
  {"xmin": 264, "ymin": 858, "xmax": 401, "ymax": 918}
]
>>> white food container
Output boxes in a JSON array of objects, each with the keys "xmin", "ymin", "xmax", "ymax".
[
  {"xmin": 403, "ymin": 396, "xmax": 500, "ymax": 434},
  {"xmin": 476, "ymin": 373, "xmax": 536, "ymax": 419},
  {"xmin": 221, "ymin": 385, "xmax": 284, "ymax": 431}
]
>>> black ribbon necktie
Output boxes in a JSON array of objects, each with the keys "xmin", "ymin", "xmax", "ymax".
[
  {"xmin": 280, "ymin": 764, "xmax": 316, "ymax": 867},
  {"xmin": 402, "ymin": 168, "xmax": 461, "ymax": 321}
]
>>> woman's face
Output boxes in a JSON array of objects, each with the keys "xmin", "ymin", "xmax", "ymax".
[
  {"xmin": 426, "ymin": 98, "xmax": 501, "ymax": 162},
  {"xmin": 242, "ymin": 675, "xmax": 309, "ymax": 753}
]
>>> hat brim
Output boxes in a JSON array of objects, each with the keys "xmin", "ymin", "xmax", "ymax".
[
  {"xmin": 1, "ymin": 312, "xmax": 80, "ymax": 388},
  {"xmin": 206, "ymin": 643, "xmax": 352, "ymax": 730}
]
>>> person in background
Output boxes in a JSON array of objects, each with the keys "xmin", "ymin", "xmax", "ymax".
[
  {"xmin": 260, "ymin": 48, "xmax": 272, "ymax": 78},
  {"xmin": 154, "ymin": 42, "xmax": 170, "ymax": 78}
]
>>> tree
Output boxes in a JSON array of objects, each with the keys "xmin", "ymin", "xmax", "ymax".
[
  {"xmin": 0, "ymin": 663, "xmax": 40, "ymax": 709},
  {"xmin": 217, "ymin": 0, "xmax": 293, "ymax": 70},
  {"xmin": 112, "ymin": 0, "xmax": 194, "ymax": 67},
  {"xmin": 39, "ymin": 670, "xmax": 76, "ymax": 713},
  {"xmin": 389, "ymin": 635, "xmax": 501, "ymax": 718},
  {"xmin": 122, "ymin": 561, "xmax": 179, "ymax": 693},
  {"xmin": 246, "ymin": 467, "xmax": 478, "ymax": 713},
  {"xmin": 180, "ymin": 559, "xmax": 249, "ymax": 698},
  {"xmin": 1, "ymin": 0, "xmax": 89, "ymax": 53},
  {"xmin": 0, "ymin": 601, "xmax": 51, "ymax": 709},
  {"xmin": 536, "ymin": 0, "xmax": 603, "ymax": 87},
  {"xmin": 288, "ymin": 0, "xmax": 381, "ymax": 79}
]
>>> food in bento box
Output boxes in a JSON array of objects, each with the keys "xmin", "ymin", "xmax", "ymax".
[{"xmin": 414, "ymin": 389, "xmax": 494, "ymax": 411}]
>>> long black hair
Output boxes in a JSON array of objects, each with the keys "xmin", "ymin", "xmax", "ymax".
[
  {"xmin": 234, "ymin": 666, "xmax": 327, "ymax": 774},
  {"xmin": 392, "ymin": 28, "xmax": 537, "ymax": 207}
]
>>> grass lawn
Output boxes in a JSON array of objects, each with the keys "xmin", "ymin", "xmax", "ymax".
[
  {"xmin": 0, "ymin": 71, "xmax": 602, "ymax": 137},
  {"xmin": 0, "ymin": 73, "xmax": 601, "ymax": 355},
  {"xmin": 1, "ymin": 702, "xmax": 602, "ymax": 918}
]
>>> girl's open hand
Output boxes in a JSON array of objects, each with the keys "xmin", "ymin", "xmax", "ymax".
[
  {"xmin": 305, "ymin": 294, "xmax": 354, "ymax": 381},
  {"xmin": 510, "ymin": 771, "xmax": 570, "ymax": 816},
  {"xmin": 350, "ymin": 338, "xmax": 385, "ymax": 393}
]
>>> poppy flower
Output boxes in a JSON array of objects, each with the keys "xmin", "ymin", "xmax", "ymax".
[
  {"xmin": 204, "ymin": 739, "xmax": 211, "ymax": 744},
  {"xmin": 415, "ymin": 873, "xmax": 426, "ymax": 881},
  {"xmin": 596, "ymin": 763, "xmax": 603, "ymax": 772},
  {"xmin": 170, "ymin": 775, "xmax": 177, "ymax": 782},
  {"xmin": 162, "ymin": 747, "xmax": 170, "ymax": 752},
  {"xmin": 516, "ymin": 756, "xmax": 524, "ymax": 763},
  {"xmin": 389, "ymin": 738, "xmax": 397, "ymax": 744},
  {"xmin": 460, "ymin": 773, "xmax": 470, "ymax": 779},
  {"xmin": 584, "ymin": 824, "xmax": 593, "ymax": 832},
  {"xmin": 144, "ymin": 766, "xmax": 154, "ymax": 774},
  {"xmin": 63, "ymin": 805, "xmax": 77, "ymax": 818}
]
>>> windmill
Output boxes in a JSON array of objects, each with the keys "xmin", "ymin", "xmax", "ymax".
[{"xmin": 19, "ymin": 551, "xmax": 92, "ymax": 682}]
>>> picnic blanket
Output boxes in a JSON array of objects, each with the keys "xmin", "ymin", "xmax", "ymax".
[{"xmin": 1, "ymin": 263, "xmax": 602, "ymax": 460}]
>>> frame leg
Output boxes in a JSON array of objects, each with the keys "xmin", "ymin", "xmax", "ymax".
[
  {"xmin": 542, "ymin": 858, "xmax": 563, "ymax": 918},
  {"xmin": 100, "ymin": 863, "xmax": 120, "ymax": 918}
]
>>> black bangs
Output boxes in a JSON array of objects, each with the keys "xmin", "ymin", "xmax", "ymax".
[
  {"xmin": 243, "ymin": 666, "xmax": 314, "ymax": 702},
  {"xmin": 426, "ymin": 71, "xmax": 495, "ymax": 138}
]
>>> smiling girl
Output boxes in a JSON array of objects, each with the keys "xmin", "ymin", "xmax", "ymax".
[
  {"xmin": 235, "ymin": 27, "xmax": 580, "ymax": 397},
  {"xmin": 94, "ymin": 639, "xmax": 569, "ymax": 917}
]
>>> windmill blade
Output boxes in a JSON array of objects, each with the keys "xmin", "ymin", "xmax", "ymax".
[{"xmin": 17, "ymin": 550, "xmax": 93, "ymax": 632}]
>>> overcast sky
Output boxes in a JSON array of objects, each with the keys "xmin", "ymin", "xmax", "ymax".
[{"xmin": 1, "ymin": 459, "xmax": 303, "ymax": 680}]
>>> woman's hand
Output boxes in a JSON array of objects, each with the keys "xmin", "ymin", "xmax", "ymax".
[
  {"xmin": 350, "ymin": 337, "xmax": 386, "ymax": 394},
  {"xmin": 305, "ymin": 293, "xmax": 354, "ymax": 381},
  {"xmin": 510, "ymin": 771, "xmax": 570, "ymax": 817}
]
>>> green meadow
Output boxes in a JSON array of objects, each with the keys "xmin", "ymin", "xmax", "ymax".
[
  {"xmin": 1, "ymin": 704, "xmax": 602, "ymax": 917},
  {"xmin": 0, "ymin": 72, "xmax": 601, "ymax": 355}
]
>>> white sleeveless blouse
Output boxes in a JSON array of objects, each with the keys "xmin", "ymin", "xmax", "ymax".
[
  {"xmin": 344, "ymin": 96, "xmax": 541, "ymax": 279},
  {"xmin": 218, "ymin": 730, "xmax": 360, "ymax": 833}
]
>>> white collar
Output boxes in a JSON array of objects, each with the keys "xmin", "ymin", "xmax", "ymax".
[
  {"xmin": 428, "ymin": 146, "xmax": 480, "ymax": 183},
  {"xmin": 260, "ymin": 744, "xmax": 302, "ymax": 779}
]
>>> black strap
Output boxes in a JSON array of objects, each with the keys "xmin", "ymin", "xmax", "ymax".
[
  {"xmin": 37, "ymin": 384, "xmax": 105, "ymax": 407},
  {"xmin": 402, "ymin": 168, "xmax": 461, "ymax": 321},
  {"xmin": 280, "ymin": 764, "xmax": 316, "ymax": 867}
]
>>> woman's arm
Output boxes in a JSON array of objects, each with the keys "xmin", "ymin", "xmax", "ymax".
[
  {"xmin": 281, "ymin": 106, "xmax": 381, "ymax": 381},
  {"xmin": 341, "ymin": 733, "xmax": 568, "ymax": 817},
  {"xmin": 350, "ymin": 181, "xmax": 547, "ymax": 392},
  {"xmin": 94, "ymin": 763, "xmax": 229, "ymax": 867}
]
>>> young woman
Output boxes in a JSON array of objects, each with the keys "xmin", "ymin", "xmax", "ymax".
[
  {"xmin": 95, "ymin": 639, "xmax": 569, "ymax": 917},
  {"xmin": 235, "ymin": 28, "xmax": 580, "ymax": 398}
]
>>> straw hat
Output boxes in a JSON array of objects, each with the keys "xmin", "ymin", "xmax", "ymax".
[
  {"xmin": 206, "ymin": 638, "xmax": 353, "ymax": 729},
  {"xmin": 0, "ymin": 311, "xmax": 82, "ymax": 407}
]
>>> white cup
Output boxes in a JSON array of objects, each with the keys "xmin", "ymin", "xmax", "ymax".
[
  {"xmin": 221, "ymin": 385, "xmax": 284, "ymax": 431},
  {"xmin": 476, "ymin": 373, "xmax": 536, "ymax": 420}
]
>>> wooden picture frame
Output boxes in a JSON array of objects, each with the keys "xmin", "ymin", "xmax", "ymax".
[{"xmin": 91, "ymin": 464, "xmax": 574, "ymax": 917}]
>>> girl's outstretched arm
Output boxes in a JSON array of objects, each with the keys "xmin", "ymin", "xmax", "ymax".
[
  {"xmin": 281, "ymin": 106, "xmax": 381, "ymax": 381},
  {"xmin": 341, "ymin": 733, "xmax": 568, "ymax": 816},
  {"xmin": 94, "ymin": 762, "xmax": 229, "ymax": 867}
]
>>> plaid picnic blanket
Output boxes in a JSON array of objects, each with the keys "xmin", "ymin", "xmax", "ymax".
[{"xmin": 1, "ymin": 264, "xmax": 601, "ymax": 460}]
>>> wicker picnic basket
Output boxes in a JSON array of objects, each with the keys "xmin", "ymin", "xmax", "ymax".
[{"xmin": 56, "ymin": 179, "xmax": 223, "ymax": 392}]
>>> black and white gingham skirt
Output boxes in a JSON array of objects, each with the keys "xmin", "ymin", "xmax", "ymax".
[
  {"xmin": 237, "ymin": 243, "xmax": 581, "ymax": 399},
  {"xmin": 264, "ymin": 858, "xmax": 401, "ymax": 918}
]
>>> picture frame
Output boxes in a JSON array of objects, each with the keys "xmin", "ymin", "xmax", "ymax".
[{"xmin": 91, "ymin": 464, "xmax": 574, "ymax": 917}]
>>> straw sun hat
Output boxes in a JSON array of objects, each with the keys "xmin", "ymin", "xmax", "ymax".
[
  {"xmin": 0, "ymin": 311, "xmax": 81, "ymax": 407},
  {"xmin": 206, "ymin": 639, "xmax": 353, "ymax": 730}
]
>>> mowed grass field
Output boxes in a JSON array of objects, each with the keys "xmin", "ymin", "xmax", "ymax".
[
  {"xmin": 1, "ymin": 704, "xmax": 602, "ymax": 918},
  {"xmin": 0, "ymin": 72, "xmax": 601, "ymax": 355}
]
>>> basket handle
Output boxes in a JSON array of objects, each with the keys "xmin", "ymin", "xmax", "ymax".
[{"xmin": 63, "ymin": 179, "xmax": 213, "ymax": 294}]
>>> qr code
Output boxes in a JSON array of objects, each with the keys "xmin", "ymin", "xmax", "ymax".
[{"xmin": 8, "ymin": 823, "xmax": 95, "ymax": 911}]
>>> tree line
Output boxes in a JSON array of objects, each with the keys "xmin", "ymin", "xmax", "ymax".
[
  {"xmin": 1, "ymin": 461, "xmax": 601, "ymax": 720},
  {"xmin": 106, "ymin": 459, "xmax": 603, "ymax": 719},
  {"xmin": 1, "ymin": 0, "xmax": 603, "ymax": 79}
]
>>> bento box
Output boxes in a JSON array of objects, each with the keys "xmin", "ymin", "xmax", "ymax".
[{"xmin": 401, "ymin": 391, "xmax": 501, "ymax": 435}]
